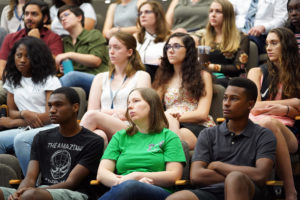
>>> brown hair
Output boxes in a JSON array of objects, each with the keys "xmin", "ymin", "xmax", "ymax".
[
  {"xmin": 126, "ymin": 88, "xmax": 169, "ymax": 135},
  {"xmin": 136, "ymin": 1, "xmax": 170, "ymax": 44},
  {"xmin": 266, "ymin": 27, "xmax": 300, "ymax": 99},
  {"xmin": 203, "ymin": 0, "xmax": 240, "ymax": 53},
  {"xmin": 109, "ymin": 32, "xmax": 145, "ymax": 77}
]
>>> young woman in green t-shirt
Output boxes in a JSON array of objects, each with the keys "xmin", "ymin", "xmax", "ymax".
[{"xmin": 97, "ymin": 88, "xmax": 186, "ymax": 200}]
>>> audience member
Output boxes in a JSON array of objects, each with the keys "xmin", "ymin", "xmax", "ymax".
[
  {"xmin": 136, "ymin": 1, "xmax": 170, "ymax": 82},
  {"xmin": 153, "ymin": 33, "xmax": 215, "ymax": 150},
  {"xmin": 50, "ymin": 0, "xmax": 97, "ymax": 36},
  {"xmin": 0, "ymin": 0, "xmax": 27, "ymax": 33},
  {"xmin": 198, "ymin": 0, "xmax": 249, "ymax": 88},
  {"xmin": 0, "ymin": 37, "xmax": 61, "ymax": 175},
  {"xmin": 166, "ymin": 77, "xmax": 276, "ymax": 200},
  {"xmin": 166, "ymin": 0, "xmax": 213, "ymax": 33},
  {"xmin": 0, "ymin": 27, "xmax": 7, "ymax": 49},
  {"xmin": 0, "ymin": 87, "xmax": 104, "ymax": 200},
  {"xmin": 0, "ymin": 0, "xmax": 63, "ymax": 104},
  {"xmin": 97, "ymin": 88, "xmax": 186, "ymax": 200},
  {"xmin": 248, "ymin": 27, "xmax": 299, "ymax": 200},
  {"xmin": 102, "ymin": 0, "xmax": 146, "ymax": 39},
  {"xmin": 55, "ymin": 5, "xmax": 109, "ymax": 96},
  {"xmin": 229, "ymin": 0, "xmax": 288, "ymax": 54},
  {"xmin": 80, "ymin": 32, "xmax": 151, "ymax": 144},
  {"xmin": 286, "ymin": 0, "xmax": 300, "ymax": 52}
]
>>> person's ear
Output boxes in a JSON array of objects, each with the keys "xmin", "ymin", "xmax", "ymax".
[
  {"xmin": 127, "ymin": 49, "xmax": 133, "ymax": 57},
  {"xmin": 248, "ymin": 100, "xmax": 255, "ymax": 110},
  {"xmin": 72, "ymin": 103, "xmax": 80, "ymax": 114}
]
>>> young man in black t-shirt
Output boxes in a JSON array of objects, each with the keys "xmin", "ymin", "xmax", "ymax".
[{"xmin": 0, "ymin": 87, "xmax": 104, "ymax": 200}]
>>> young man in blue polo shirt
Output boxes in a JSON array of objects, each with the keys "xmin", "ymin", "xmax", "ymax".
[{"xmin": 167, "ymin": 77, "xmax": 277, "ymax": 200}]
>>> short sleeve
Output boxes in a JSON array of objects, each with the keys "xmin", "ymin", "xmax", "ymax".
[
  {"xmin": 78, "ymin": 132, "xmax": 104, "ymax": 174},
  {"xmin": 101, "ymin": 130, "xmax": 124, "ymax": 160},
  {"xmin": 192, "ymin": 128, "xmax": 212, "ymax": 163},
  {"xmin": 30, "ymin": 132, "xmax": 41, "ymax": 161},
  {"xmin": 256, "ymin": 127, "xmax": 276, "ymax": 162},
  {"xmin": 80, "ymin": 3, "xmax": 97, "ymax": 21},
  {"xmin": 43, "ymin": 76, "xmax": 62, "ymax": 91},
  {"xmin": 163, "ymin": 129, "xmax": 186, "ymax": 163},
  {"xmin": 3, "ymin": 80, "xmax": 13, "ymax": 94}
]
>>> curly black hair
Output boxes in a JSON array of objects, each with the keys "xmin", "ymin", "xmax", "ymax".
[
  {"xmin": 153, "ymin": 32, "xmax": 206, "ymax": 100},
  {"xmin": 3, "ymin": 36, "xmax": 56, "ymax": 88}
]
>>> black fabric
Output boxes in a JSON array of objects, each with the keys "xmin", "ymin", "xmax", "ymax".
[
  {"xmin": 145, "ymin": 64, "xmax": 159, "ymax": 83},
  {"xmin": 260, "ymin": 63, "xmax": 270, "ymax": 101},
  {"xmin": 180, "ymin": 123, "xmax": 206, "ymax": 137},
  {"xmin": 30, "ymin": 127, "xmax": 104, "ymax": 200}
]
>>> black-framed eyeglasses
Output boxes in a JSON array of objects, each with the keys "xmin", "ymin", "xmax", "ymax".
[
  {"xmin": 165, "ymin": 43, "xmax": 185, "ymax": 51},
  {"xmin": 138, "ymin": 10, "xmax": 154, "ymax": 16}
]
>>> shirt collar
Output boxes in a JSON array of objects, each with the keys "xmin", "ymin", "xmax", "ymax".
[{"xmin": 222, "ymin": 119, "xmax": 254, "ymax": 138}]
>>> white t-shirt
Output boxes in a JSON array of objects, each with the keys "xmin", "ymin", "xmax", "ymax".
[
  {"xmin": 3, "ymin": 76, "xmax": 61, "ymax": 113},
  {"xmin": 136, "ymin": 32, "xmax": 165, "ymax": 65},
  {"xmin": 50, "ymin": 3, "xmax": 97, "ymax": 36}
]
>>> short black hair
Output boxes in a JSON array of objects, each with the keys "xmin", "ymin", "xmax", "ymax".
[
  {"xmin": 23, "ymin": 0, "xmax": 51, "ymax": 25},
  {"xmin": 228, "ymin": 77, "xmax": 258, "ymax": 101},
  {"xmin": 51, "ymin": 87, "xmax": 80, "ymax": 105},
  {"xmin": 57, "ymin": 5, "xmax": 85, "ymax": 27}
]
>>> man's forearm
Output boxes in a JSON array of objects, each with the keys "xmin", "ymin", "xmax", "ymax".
[{"xmin": 191, "ymin": 168, "xmax": 225, "ymax": 186}]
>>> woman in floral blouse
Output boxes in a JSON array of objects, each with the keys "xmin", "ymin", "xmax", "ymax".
[{"xmin": 199, "ymin": 0, "xmax": 249, "ymax": 87}]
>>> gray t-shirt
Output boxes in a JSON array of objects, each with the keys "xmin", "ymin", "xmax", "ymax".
[{"xmin": 192, "ymin": 120, "xmax": 276, "ymax": 194}]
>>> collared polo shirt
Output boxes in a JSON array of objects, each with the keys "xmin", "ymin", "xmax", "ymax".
[{"xmin": 192, "ymin": 120, "xmax": 276, "ymax": 166}]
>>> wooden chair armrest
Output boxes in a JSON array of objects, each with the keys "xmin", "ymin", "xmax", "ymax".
[
  {"xmin": 265, "ymin": 180, "xmax": 283, "ymax": 186},
  {"xmin": 175, "ymin": 180, "xmax": 190, "ymax": 185},
  {"xmin": 216, "ymin": 118, "xmax": 225, "ymax": 124},
  {"xmin": 90, "ymin": 180, "xmax": 100, "ymax": 185},
  {"xmin": 9, "ymin": 179, "xmax": 22, "ymax": 185},
  {"xmin": 295, "ymin": 116, "xmax": 300, "ymax": 120}
]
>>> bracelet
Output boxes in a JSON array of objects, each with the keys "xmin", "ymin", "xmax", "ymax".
[
  {"xmin": 286, "ymin": 105, "xmax": 289, "ymax": 116},
  {"xmin": 20, "ymin": 110, "xmax": 24, "ymax": 119}
]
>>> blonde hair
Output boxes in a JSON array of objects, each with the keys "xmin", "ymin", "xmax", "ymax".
[{"xmin": 203, "ymin": 0, "xmax": 240, "ymax": 53}]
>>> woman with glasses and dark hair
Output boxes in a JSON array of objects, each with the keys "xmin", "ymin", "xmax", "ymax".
[
  {"xmin": 135, "ymin": 1, "xmax": 170, "ymax": 81},
  {"xmin": 248, "ymin": 27, "xmax": 300, "ymax": 200},
  {"xmin": 97, "ymin": 88, "xmax": 186, "ymax": 200},
  {"xmin": 153, "ymin": 33, "xmax": 214, "ymax": 150}
]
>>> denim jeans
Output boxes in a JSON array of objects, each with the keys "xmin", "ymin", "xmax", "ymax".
[
  {"xmin": 0, "ymin": 124, "xmax": 58, "ymax": 175},
  {"xmin": 98, "ymin": 180, "xmax": 171, "ymax": 200},
  {"xmin": 60, "ymin": 71, "xmax": 95, "ymax": 97}
]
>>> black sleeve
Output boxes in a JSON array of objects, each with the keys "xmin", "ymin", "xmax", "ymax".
[
  {"xmin": 30, "ymin": 133, "xmax": 41, "ymax": 161},
  {"xmin": 78, "ymin": 134, "xmax": 104, "ymax": 174}
]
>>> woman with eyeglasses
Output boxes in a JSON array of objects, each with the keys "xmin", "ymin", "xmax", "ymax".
[
  {"xmin": 198, "ymin": 0, "xmax": 249, "ymax": 88},
  {"xmin": 248, "ymin": 27, "xmax": 300, "ymax": 200},
  {"xmin": 80, "ymin": 32, "xmax": 151, "ymax": 145},
  {"xmin": 153, "ymin": 32, "xmax": 215, "ymax": 150},
  {"xmin": 135, "ymin": 1, "xmax": 170, "ymax": 82},
  {"xmin": 102, "ymin": 0, "xmax": 146, "ymax": 39}
]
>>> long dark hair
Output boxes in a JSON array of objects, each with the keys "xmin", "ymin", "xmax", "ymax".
[
  {"xmin": 3, "ymin": 36, "xmax": 56, "ymax": 88},
  {"xmin": 153, "ymin": 32, "xmax": 206, "ymax": 100},
  {"xmin": 266, "ymin": 28, "xmax": 300, "ymax": 99},
  {"xmin": 126, "ymin": 88, "xmax": 168, "ymax": 135}
]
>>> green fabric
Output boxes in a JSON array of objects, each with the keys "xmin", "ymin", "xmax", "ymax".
[
  {"xmin": 63, "ymin": 29, "xmax": 109, "ymax": 75},
  {"xmin": 102, "ymin": 128, "xmax": 186, "ymax": 175}
]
